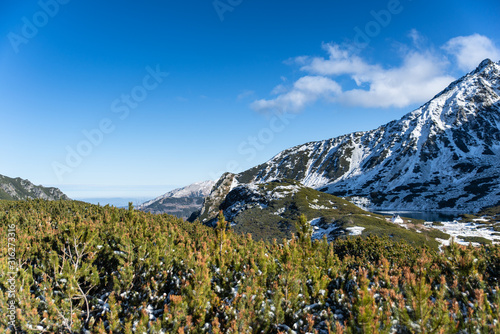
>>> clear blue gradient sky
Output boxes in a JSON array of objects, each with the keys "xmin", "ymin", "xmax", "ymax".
[{"xmin": 1, "ymin": 0, "xmax": 499, "ymax": 200}]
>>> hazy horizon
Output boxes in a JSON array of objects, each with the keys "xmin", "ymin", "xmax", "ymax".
[{"xmin": 46, "ymin": 183, "xmax": 180, "ymax": 205}]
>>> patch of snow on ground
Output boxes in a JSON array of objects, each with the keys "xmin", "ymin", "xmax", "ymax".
[
  {"xmin": 346, "ymin": 226, "xmax": 365, "ymax": 236},
  {"xmin": 273, "ymin": 207, "xmax": 286, "ymax": 215},
  {"xmin": 310, "ymin": 218, "xmax": 339, "ymax": 240},
  {"xmin": 267, "ymin": 185, "xmax": 301, "ymax": 199},
  {"xmin": 309, "ymin": 218, "xmax": 322, "ymax": 226},
  {"xmin": 309, "ymin": 203, "xmax": 332, "ymax": 210},
  {"xmin": 432, "ymin": 220, "xmax": 500, "ymax": 247}
]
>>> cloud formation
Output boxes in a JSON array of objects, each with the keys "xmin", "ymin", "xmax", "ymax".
[
  {"xmin": 443, "ymin": 34, "xmax": 500, "ymax": 71},
  {"xmin": 252, "ymin": 76, "xmax": 341, "ymax": 113},
  {"xmin": 251, "ymin": 34, "xmax": 500, "ymax": 113}
]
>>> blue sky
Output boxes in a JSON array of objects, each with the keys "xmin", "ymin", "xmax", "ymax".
[{"xmin": 1, "ymin": 0, "xmax": 499, "ymax": 201}]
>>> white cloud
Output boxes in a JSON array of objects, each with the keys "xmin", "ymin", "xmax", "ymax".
[
  {"xmin": 251, "ymin": 76, "xmax": 341, "ymax": 113},
  {"xmin": 271, "ymin": 84, "xmax": 288, "ymax": 95},
  {"xmin": 294, "ymin": 75, "xmax": 342, "ymax": 95},
  {"xmin": 408, "ymin": 29, "xmax": 426, "ymax": 49},
  {"xmin": 336, "ymin": 50, "xmax": 454, "ymax": 108},
  {"xmin": 443, "ymin": 34, "xmax": 500, "ymax": 71},
  {"xmin": 252, "ymin": 33, "xmax": 499, "ymax": 113},
  {"xmin": 252, "ymin": 40, "xmax": 454, "ymax": 112},
  {"xmin": 299, "ymin": 43, "xmax": 380, "ymax": 82}
]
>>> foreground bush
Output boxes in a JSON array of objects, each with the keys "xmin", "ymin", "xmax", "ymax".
[{"xmin": 0, "ymin": 200, "xmax": 499, "ymax": 333}]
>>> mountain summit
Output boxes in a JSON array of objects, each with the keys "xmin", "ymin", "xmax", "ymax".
[{"xmin": 203, "ymin": 59, "xmax": 500, "ymax": 214}]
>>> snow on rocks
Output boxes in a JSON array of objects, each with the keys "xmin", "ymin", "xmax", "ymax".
[
  {"xmin": 346, "ymin": 226, "xmax": 365, "ymax": 236},
  {"xmin": 309, "ymin": 203, "xmax": 333, "ymax": 210},
  {"xmin": 310, "ymin": 218, "xmax": 340, "ymax": 240}
]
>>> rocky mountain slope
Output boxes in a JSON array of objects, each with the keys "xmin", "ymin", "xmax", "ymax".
[
  {"xmin": 138, "ymin": 180, "xmax": 214, "ymax": 219},
  {"xmin": 200, "ymin": 179, "xmax": 444, "ymax": 247},
  {"xmin": 0, "ymin": 174, "xmax": 69, "ymax": 201},
  {"xmin": 201, "ymin": 59, "xmax": 500, "ymax": 214}
]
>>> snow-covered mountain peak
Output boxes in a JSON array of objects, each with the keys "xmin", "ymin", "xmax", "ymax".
[
  {"xmin": 206, "ymin": 59, "xmax": 500, "ymax": 213},
  {"xmin": 410, "ymin": 59, "xmax": 500, "ymax": 127},
  {"xmin": 473, "ymin": 58, "xmax": 499, "ymax": 76}
]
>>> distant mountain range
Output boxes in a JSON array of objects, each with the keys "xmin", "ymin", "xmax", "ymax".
[
  {"xmin": 194, "ymin": 59, "xmax": 500, "ymax": 222},
  {"xmin": 137, "ymin": 180, "xmax": 214, "ymax": 219},
  {"xmin": 0, "ymin": 174, "xmax": 69, "ymax": 201}
]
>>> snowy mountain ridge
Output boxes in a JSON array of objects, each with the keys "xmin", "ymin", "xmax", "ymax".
[
  {"xmin": 201, "ymin": 59, "xmax": 500, "ymax": 214},
  {"xmin": 137, "ymin": 180, "xmax": 215, "ymax": 219},
  {"xmin": 138, "ymin": 180, "xmax": 214, "ymax": 209}
]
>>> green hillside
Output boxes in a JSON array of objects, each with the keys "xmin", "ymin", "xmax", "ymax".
[{"xmin": 215, "ymin": 180, "xmax": 445, "ymax": 248}]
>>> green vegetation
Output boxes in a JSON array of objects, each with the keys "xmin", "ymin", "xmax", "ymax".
[
  {"xmin": 457, "ymin": 205, "xmax": 500, "ymax": 227},
  {"xmin": 424, "ymin": 228, "xmax": 451, "ymax": 240},
  {"xmin": 460, "ymin": 213, "xmax": 477, "ymax": 221},
  {"xmin": 223, "ymin": 180, "xmax": 445, "ymax": 248},
  {"xmin": 337, "ymin": 214, "xmax": 443, "ymax": 248},
  {"xmin": 222, "ymin": 180, "xmax": 371, "ymax": 241},
  {"xmin": 461, "ymin": 236, "xmax": 493, "ymax": 245},
  {"xmin": 1, "ymin": 199, "xmax": 499, "ymax": 333},
  {"xmin": 480, "ymin": 205, "xmax": 500, "ymax": 217}
]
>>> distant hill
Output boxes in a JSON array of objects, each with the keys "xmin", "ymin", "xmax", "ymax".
[
  {"xmin": 0, "ymin": 174, "xmax": 69, "ymax": 201},
  {"xmin": 137, "ymin": 180, "xmax": 214, "ymax": 219}
]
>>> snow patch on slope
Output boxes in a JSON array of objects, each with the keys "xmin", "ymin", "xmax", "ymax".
[{"xmin": 432, "ymin": 220, "xmax": 500, "ymax": 246}]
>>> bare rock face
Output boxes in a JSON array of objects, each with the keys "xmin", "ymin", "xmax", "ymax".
[{"xmin": 196, "ymin": 173, "xmax": 238, "ymax": 223}]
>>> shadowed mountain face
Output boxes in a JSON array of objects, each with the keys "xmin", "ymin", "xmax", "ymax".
[
  {"xmin": 201, "ymin": 59, "xmax": 500, "ymax": 215},
  {"xmin": 0, "ymin": 174, "xmax": 70, "ymax": 201}
]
